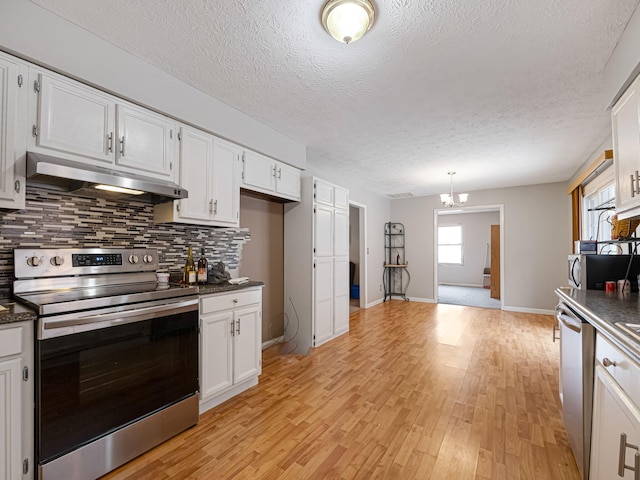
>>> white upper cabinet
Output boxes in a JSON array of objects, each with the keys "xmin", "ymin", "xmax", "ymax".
[
  {"xmin": 29, "ymin": 68, "xmax": 177, "ymax": 182},
  {"xmin": 33, "ymin": 72, "xmax": 114, "ymax": 165},
  {"xmin": 211, "ymin": 138, "xmax": 241, "ymax": 226},
  {"xmin": 241, "ymin": 149, "xmax": 301, "ymax": 201},
  {"xmin": 613, "ymin": 72, "xmax": 640, "ymax": 219},
  {"xmin": 154, "ymin": 125, "xmax": 240, "ymax": 227},
  {"xmin": 0, "ymin": 52, "xmax": 27, "ymax": 210},
  {"xmin": 115, "ymin": 103, "xmax": 175, "ymax": 180}
]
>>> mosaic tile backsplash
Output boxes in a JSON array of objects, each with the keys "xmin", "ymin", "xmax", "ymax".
[{"xmin": 0, "ymin": 187, "xmax": 251, "ymax": 289}]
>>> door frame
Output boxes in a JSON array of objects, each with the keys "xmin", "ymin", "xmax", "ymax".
[
  {"xmin": 433, "ymin": 204, "xmax": 504, "ymax": 309},
  {"xmin": 349, "ymin": 200, "xmax": 367, "ymax": 308}
]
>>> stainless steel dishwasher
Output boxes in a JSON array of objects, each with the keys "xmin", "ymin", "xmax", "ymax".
[{"xmin": 556, "ymin": 301, "xmax": 596, "ymax": 480}]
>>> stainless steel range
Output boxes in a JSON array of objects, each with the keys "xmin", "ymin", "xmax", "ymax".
[{"xmin": 13, "ymin": 247, "xmax": 200, "ymax": 480}]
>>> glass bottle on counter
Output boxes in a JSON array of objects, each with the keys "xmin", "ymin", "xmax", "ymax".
[
  {"xmin": 197, "ymin": 248, "xmax": 208, "ymax": 284},
  {"xmin": 184, "ymin": 246, "xmax": 197, "ymax": 285}
]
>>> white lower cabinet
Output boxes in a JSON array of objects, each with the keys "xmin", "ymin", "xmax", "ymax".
[
  {"xmin": 590, "ymin": 334, "xmax": 640, "ymax": 479},
  {"xmin": 0, "ymin": 321, "xmax": 34, "ymax": 480},
  {"xmin": 199, "ymin": 288, "xmax": 262, "ymax": 414}
]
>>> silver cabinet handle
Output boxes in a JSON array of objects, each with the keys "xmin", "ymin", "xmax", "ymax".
[
  {"xmin": 214, "ymin": 199, "xmax": 218, "ymax": 215},
  {"xmin": 272, "ymin": 165, "xmax": 276, "ymax": 177},
  {"xmin": 636, "ymin": 171, "xmax": 640, "ymax": 198},
  {"xmin": 603, "ymin": 357, "xmax": 618, "ymax": 367},
  {"xmin": 209, "ymin": 199, "xmax": 213, "ymax": 214},
  {"xmin": 107, "ymin": 132, "xmax": 113, "ymax": 153},
  {"xmin": 120, "ymin": 136, "xmax": 125, "ymax": 156},
  {"xmin": 14, "ymin": 180, "xmax": 20, "ymax": 193},
  {"xmin": 633, "ymin": 173, "xmax": 638, "ymax": 197},
  {"xmin": 236, "ymin": 318, "xmax": 241, "ymax": 335},
  {"xmin": 619, "ymin": 433, "xmax": 640, "ymax": 479},
  {"xmin": 277, "ymin": 168, "xmax": 282, "ymax": 180},
  {"xmin": 230, "ymin": 320, "xmax": 235, "ymax": 336}
]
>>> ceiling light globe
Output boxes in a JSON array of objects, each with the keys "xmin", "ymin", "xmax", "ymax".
[{"xmin": 322, "ymin": 0, "xmax": 375, "ymax": 44}]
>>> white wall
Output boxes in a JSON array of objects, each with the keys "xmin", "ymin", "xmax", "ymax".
[
  {"xmin": 438, "ymin": 211, "xmax": 500, "ymax": 286},
  {"xmin": 391, "ymin": 182, "xmax": 571, "ymax": 313},
  {"xmin": 0, "ymin": 0, "xmax": 305, "ymax": 169}
]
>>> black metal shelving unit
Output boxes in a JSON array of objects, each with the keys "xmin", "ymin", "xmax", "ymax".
[{"xmin": 383, "ymin": 222, "xmax": 410, "ymax": 301}]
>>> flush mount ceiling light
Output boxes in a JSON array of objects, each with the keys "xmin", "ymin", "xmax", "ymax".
[
  {"xmin": 321, "ymin": 0, "xmax": 375, "ymax": 44},
  {"xmin": 440, "ymin": 172, "xmax": 469, "ymax": 208}
]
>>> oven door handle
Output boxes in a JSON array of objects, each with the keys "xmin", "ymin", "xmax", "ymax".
[
  {"xmin": 43, "ymin": 299, "xmax": 198, "ymax": 332},
  {"xmin": 555, "ymin": 304, "xmax": 583, "ymax": 334}
]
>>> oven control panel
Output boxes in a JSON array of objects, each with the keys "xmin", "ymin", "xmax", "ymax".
[{"xmin": 14, "ymin": 248, "xmax": 159, "ymax": 279}]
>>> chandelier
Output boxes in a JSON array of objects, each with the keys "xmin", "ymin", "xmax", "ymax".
[
  {"xmin": 439, "ymin": 172, "xmax": 469, "ymax": 208},
  {"xmin": 321, "ymin": 0, "xmax": 375, "ymax": 44}
]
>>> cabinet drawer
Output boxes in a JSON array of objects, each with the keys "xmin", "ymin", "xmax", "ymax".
[
  {"xmin": 596, "ymin": 333, "xmax": 640, "ymax": 404},
  {"xmin": 200, "ymin": 289, "xmax": 261, "ymax": 314},
  {"xmin": 0, "ymin": 325, "xmax": 23, "ymax": 357}
]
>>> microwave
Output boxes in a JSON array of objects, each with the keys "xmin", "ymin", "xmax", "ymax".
[{"xmin": 568, "ymin": 254, "xmax": 640, "ymax": 290}]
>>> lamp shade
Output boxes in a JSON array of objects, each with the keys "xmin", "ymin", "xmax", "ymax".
[{"xmin": 321, "ymin": 0, "xmax": 375, "ymax": 44}]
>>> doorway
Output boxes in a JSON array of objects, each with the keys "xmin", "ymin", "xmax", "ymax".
[
  {"xmin": 349, "ymin": 201, "xmax": 367, "ymax": 313},
  {"xmin": 434, "ymin": 206, "xmax": 503, "ymax": 309}
]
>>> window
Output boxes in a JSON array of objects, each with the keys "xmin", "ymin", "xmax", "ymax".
[
  {"xmin": 438, "ymin": 225, "xmax": 463, "ymax": 264},
  {"xmin": 582, "ymin": 166, "xmax": 615, "ymax": 253}
]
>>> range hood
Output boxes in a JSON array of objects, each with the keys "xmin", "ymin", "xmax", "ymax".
[{"xmin": 26, "ymin": 152, "xmax": 187, "ymax": 204}]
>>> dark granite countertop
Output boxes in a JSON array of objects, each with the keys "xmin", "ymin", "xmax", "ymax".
[
  {"xmin": 197, "ymin": 280, "xmax": 264, "ymax": 296},
  {"xmin": 0, "ymin": 299, "xmax": 37, "ymax": 326},
  {"xmin": 556, "ymin": 286, "xmax": 640, "ymax": 362}
]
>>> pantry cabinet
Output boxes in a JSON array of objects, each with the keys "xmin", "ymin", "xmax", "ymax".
[
  {"xmin": 0, "ymin": 321, "xmax": 34, "ymax": 480},
  {"xmin": 28, "ymin": 69, "xmax": 177, "ymax": 182},
  {"xmin": 284, "ymin": 177, "xmax": 350, "ymax": 354},
  {"xmin": 0, "ymin": 52, "xmax": 28, "ymax": 210},
  {"xmin": 199, "ymin": 288, "xmax": 262, "ymax": 413},
  {"xmin": 154, "ymin": 126, "xmax": 240, "ymax": 227},
  {"xmin": 612, "ymin": 72, "xmax": 640, "ymax": 219},
  {"xmin": 590, "ymin": 333, "xmax": 640, "ymax": 479},
  {"xmin": 241, "ymin": 149, "xmax": 301, "ymax": 201}
]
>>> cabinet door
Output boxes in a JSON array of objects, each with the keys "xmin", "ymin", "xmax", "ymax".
[
  {"xmin": 334, "ymin": 186, "xmax": 349, "ymax": 209},
  {"xmin": 0, "ymin": 54, "xmax": 27, "ymax": 209},
  {"xmin": 314, "ymin": 257, "xmax": 334, "ymax": 346},
  {"xmin": 116, "ymin": 103, "xmax": 175, "ymax": 180},
  {"xmin": 242, "ymin": 150, "xmax": 275, "ymax": 193},
  {"xmin": 35, "ymin": 72, "xmax": 115, "ymax": 165},
  {"xmin": 233, "ymin": 305, "xmax": 261, "ymax": 384},
  {"xmin": 333, "ymin": 257, "xmax": 350, "ymax": 336},
  {"xmin": 590, "ymin": 364, "xmax": 640, "ymax": 479},
  {"xmin": 200, "ymin": 311, "xmax": 233, "ymax": 399},
  {"xmin": 314, "ymin": 205, "xmax": 334, "ymax": 257},
  {"xmin": 0, "ymin": 357, "xmax": 21, "ymax": 480},
  {"xmin": 334, "ymin": 208, "xmax": 349, "ymax": 257},
  {"xmin": 613, "ymin": 77, "xmax": 640, "ymax": 215},
  {"xmin": 314, "ymin": 179, "xmax": 334, "ymax": 206},
  {"xmin": 275, "ymin": 162, "xmax": 301, "ymax": 200},
  {"xmin": 176, "ymin": 126, "xmax": 214, "ymax": 223},
  {"xmin": 212, "ymin": 138, "xmax": 240, "ymax": 226}
]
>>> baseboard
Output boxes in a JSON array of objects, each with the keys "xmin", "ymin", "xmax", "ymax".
[
  {"xmin": 366, "ymin": 297, "xmax": 384, "ymax": 308},
  {"xmin": 262, "ymin": 335, "xmax": 284, "ymax": 350},
  {"xmin": 502, "ymin": 306, "xmax": 555, "ymax": 315},
  {"xmin": 439, "ymin": 282, "xmax": 483, "ymax": 288},
  {"xmin": 407, "ymin": 297, "xmax": 436, "ymax": 303}
]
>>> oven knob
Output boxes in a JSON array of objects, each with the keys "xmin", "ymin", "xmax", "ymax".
[
  {"xmin": 50, "ymin": 256, "xmax": 65, "ymax": 266},
  {"xmin": 128, "ymin": 254, "xmax": 139, "ymax": 264},
  {"xmin": 27, "ymin": 256, "xmax": 41, "ymax": 267},
  {"xmin": 143, "ymin": 254, "xmax": 153, "ymax": 263}
]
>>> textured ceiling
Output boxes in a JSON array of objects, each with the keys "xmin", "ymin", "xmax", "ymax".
[{"xmin": 30, "ymin": 0, "xmax": 640, "ymax": 197}]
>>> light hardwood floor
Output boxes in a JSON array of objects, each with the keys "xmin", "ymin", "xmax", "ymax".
[{"xmin": 103, "ymin": 301, "xmax": 580, "ymax": 480}]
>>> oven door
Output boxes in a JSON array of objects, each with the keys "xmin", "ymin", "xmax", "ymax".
[{"xmin": 36, "ymin": 302, "xmax": 199, "ymax": 466}]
